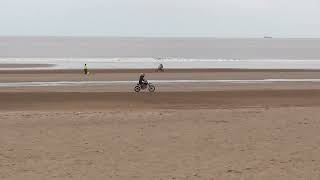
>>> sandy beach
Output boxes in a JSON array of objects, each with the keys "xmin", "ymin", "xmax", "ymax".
[{"xmin": 1, "ymin": 69, "xmax": 320, "ymax": 179}]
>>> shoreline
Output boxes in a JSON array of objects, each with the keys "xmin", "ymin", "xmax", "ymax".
[{"xmin": 3, "ymin": 58, "xmax": 320, "ymax": 71}]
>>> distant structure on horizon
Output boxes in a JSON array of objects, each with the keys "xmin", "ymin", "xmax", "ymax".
[{"xmin": 264, "ymin": 36, "xmax": 273, "ymax": 39}]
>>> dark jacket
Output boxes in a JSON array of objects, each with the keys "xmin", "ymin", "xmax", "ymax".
[{"xmin": 139, "ymin": 75, "xmax": 145, "ymax": 84}]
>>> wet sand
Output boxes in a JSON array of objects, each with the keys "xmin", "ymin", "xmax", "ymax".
[
  {"xmin": 1, "ymin": 90, "xmax": 320, "ymax": 111},
  {"xmin": 1, "ymin": 70, "xmax": 320, "ymax": 179},
  {"xmin": 0, "ymin": 64, "xmax": 54, "ymax": 68},
  {"xmin": 2, "ymin": 69, "xmax": 320, "ymax": 81}
]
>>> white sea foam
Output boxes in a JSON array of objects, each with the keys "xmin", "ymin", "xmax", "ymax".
[{"xmin": 2, "ymin": 58, "xmax": 320, "ymax": 70}]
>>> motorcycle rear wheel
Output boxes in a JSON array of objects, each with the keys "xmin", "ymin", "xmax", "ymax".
[{"xmin": 134, "ymin": 85, "xmax": 141, "ymax": 92}]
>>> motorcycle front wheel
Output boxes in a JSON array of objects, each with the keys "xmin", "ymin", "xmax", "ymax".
[{"xmin": 148, "ymin": 84, "xmax": 156, "ymax": 92}]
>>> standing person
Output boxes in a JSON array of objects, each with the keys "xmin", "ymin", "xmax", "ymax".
[{"xmin": 84, "ymin": 64, "xmax": 88, "ymax": 75}]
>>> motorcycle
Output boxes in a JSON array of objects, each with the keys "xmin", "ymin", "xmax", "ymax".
[{"xmin": 134, "ymin": 81, "xmax": 156, "ymax": 93}]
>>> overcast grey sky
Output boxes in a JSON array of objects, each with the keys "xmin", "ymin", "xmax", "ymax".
[{"xmin": 0, "ymin": 0, "xmax": 320, "ymax": 37}]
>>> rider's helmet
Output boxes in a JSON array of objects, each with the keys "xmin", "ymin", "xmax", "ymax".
[{"xmin": 141, "ymin": 73, "xmax": 145, "ymax": 77}]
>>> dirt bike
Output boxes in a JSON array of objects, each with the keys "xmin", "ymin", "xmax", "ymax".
[{"xmin": 134, "ymin": 81, "xmax": 156, "ymax": 93}]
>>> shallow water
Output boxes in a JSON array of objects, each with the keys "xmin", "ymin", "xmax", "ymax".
[{"xmin": 1, "ymin": 79, "xmax": 320, "ymax": 87}]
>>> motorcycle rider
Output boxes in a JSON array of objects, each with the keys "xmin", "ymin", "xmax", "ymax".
[
  {"xmin": 157, "ymin": 63, "xmax": 164, "ymax": 72},
  {"xmin": 139, "ymin": 73, "xmax": 148, "ymax": 87}
]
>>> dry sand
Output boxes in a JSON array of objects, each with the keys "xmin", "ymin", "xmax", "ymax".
[{"xmin": 1, "ymin": 70, "xmax": 320, "ymax": 180}]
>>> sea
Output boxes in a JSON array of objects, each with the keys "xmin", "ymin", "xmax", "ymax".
[{"xmin": 1, "ymin": 37, "xmax": 320, "ymax": 70}]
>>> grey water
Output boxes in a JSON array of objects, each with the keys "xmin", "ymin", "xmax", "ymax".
[{"xmin": 1, "ymin": 37, "xmax": 320, "ymax": 60}]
